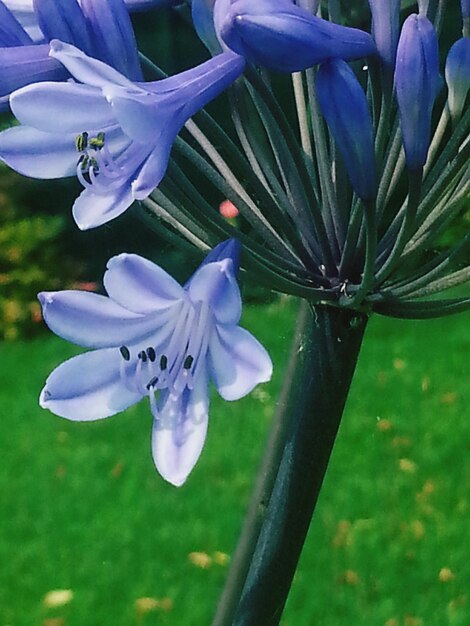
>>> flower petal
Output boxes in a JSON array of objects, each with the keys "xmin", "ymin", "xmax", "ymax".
[
  {"xmin": 49, "ymin": 39, "xmax": 135, "ymax": 89},
  {"xmin": 152, "ymin": 364, "xmax": 209, "ymax": 486},
  {"xmin": 40, "ymin": 348, "xmax": 142, "ymax": 420},
  {"xmin": 80, "ymin": 0, "xmax": 143, "ymax": 81},
  {"xmin": 0, "ymin": 44, "xmax": 66, "ymax": 98},
  {"xmin": 0, "ymin": 1, "xmax": 32, "ymax": 46},
  {"xmin": 33, "ymin": 0, "xmax": 95, "ymax": 53},
  {"xmin": 38, "ymin": 289, "xmax": 168, "ymax": 348},
  {"xmin": 0, "ymin": 125, "xmax": 77, "ymax": 178},
  {"xmin": 10, "ymin": 81, "xmax": 115, "ymax": 132},
  {"xmin": 188, "ymin": 260, "xmax": 242, "ymax": 324},
  {"xmin": 72, "ymin": 184, "xmax": 134, "ymax": 230},
  {"xmin": 104, "ymin": 253, "xmax": 184, "ymax": 314},
  {"xmin": 209, "ymin": 324, "xmax": 272, "ymax": 401}
]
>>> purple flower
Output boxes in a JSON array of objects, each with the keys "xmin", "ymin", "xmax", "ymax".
[
  {"xmin": 316, "ymin": 59, "xmax": 376, "ymax": 200},
  {"xmin": 367, "ymin": 0, "xmax": 400, "ymax": 70},
  {"xmin": 445, "ymin": 37, "xmax": 470, "ymax": 120},
  {"xmin": 0, "ymin": 0, "xmax": 143, "ymax": 108},
  {"xmin": 0, "ymin": 40, "xmax": 245, "ymax": 229},
  {"xmin": 214, "ymin": 0, "xmax": 376, "ymax": 73},
  {"xmin": 394, "ymin": 13, "xmax": 441, "ymax": 170},
  {"xmin": 38, "ymin": 240, "xmax": 273, "ymax": 487}
]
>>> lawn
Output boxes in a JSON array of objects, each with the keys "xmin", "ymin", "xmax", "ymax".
[{"xmin": 0, "ymin": 297, "xmax": 468, "ymax": 626}]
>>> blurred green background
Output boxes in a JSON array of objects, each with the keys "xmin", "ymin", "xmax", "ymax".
[{"xmin": 0, "ymin": 3, "xmax": 469, "ymax": 626}]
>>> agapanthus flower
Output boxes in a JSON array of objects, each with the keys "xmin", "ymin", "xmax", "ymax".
[
  {"xmin": 394, "ymin": 13, "xmax": 441, "ymax": 171},
  {"xmin": 0, "ymin": 0, "xmax": 143, "ymax": 108},
  {"xmin": 38, "ymin": 239, "xmax": 273, "ymax": 486},
  {"xmin": 367, "ymin": 0, "xmax": 400, "ymax": 70},
  {"xmin": 445, "ymin": 37, "xmax": 470, "ymax": 121},
  {"xmin": 214, "ymin": 0, "xmax": 376, "ymax": 72},
  {"xmin": 316, "ymin": 59, "xmax": 376, "ymax": 201},
  {"xmin": 0, "ymin": 40, "xmax": 245, "ymax": 230}
]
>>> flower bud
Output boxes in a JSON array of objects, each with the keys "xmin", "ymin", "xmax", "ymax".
[
  {"xmin": 191, "ymin": 0, "xmax": 222, "ymax": 55},
  {"xmin": 445, "ymin": 37, "xmax": 470, "ymax": 120},
  {"xmin": 395, "ymin": 13, "xmax": 441, "ymax": 170},
  {"xmin": 215, "ymin": 0, "xmax": 376, "ymax": 73},
  {"xmin": 316, "ymin": 59, "xmax": 376, "ymax": 200},
  {"xmin": 367, "ymin": 0, "xmax": 400, "ymax": 70}
]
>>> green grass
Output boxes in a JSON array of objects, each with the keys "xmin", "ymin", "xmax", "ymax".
[{"xmin": 0, "ymin": 298, "xmax": 469, "ymax": 626}]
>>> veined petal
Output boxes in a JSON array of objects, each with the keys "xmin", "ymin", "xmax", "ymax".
[
  {"xmin": 103, "ymin": 86, "xmax": 167, "ymax": 143},
  {"xmin": 188, "ymin": 260, "xmax": 242, "ymax": 324},
  {"xmin": 209, "ymin": 324, "xmax": 272, "ymax": 401},
  {"xmin": 0, "ymin": 125, "xmax": 77, "ymax": 178},
  {"xmin": 0, "ymin": 44, "xmax": 66, "ymax": 98},
  {"xmin": 33, "ymin": 0, "xmax": 95, "ymax": 53},
  {"xmin": 131, "ymin": 139, "xmax": 173, "ymax": 198},
  {"xmin": 152, "ymin": 364, "xmax": 209, "ymax": 486},
  {"xmin": 49, "ymin": 39, "xmax": 136, "ymax": 89},
  {"xmin": 10, "ymin": 81, "xmax": 115, "ymax": 132},
  {"xmin": 72, "ymin": 184, "xmax": 135, "ymax": 230},
  {"xmin": 104, "ymin": 253, "xmax": 184, "ymax": 314},
  {"xmin": 38, "ymin": 290, "xmax": 164, "ymax": 348},
  {"xmin": 40, "ymin": 348, "xmax": 142, "ymax": 420},
  {"xmin": 80, "ymin": 0, "xmax": 143, "ymax": 80}
]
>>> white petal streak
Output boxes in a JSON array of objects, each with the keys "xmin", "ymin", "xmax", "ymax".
[
  {"xmin": 152, "ymin": 364, "xmax": 209, "ymax": 486},
  {"xmin": 40, "ymin": 348, "xmax": 142, "ymax": 420},
  {"xmin": 104, "ymin": 253, "xmax": 184, "ymax": 314},
  {"xmin": 10, "ymin": 82, "xmax": 115, "ymax": 133},
  {"xmin": 49, "ymin": 39, "xmax": 136, "ymax": 89},
  {"xmin": 209, "ymin": 324, "xmax": 273, "ymax": 401},
  {"xmin": 188, "ymin": 260, "xmax": 241, "ymax": 324},
  {"xmin": 0, "ymin": 126, "xmax": 77, "ymax": 178},
  {"xmin": 38, "ymin": 290, "xmax": 168, "ymax": 348}
]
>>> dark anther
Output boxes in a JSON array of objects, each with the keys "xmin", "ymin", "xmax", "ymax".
[
  {"xmin": 119, "ymin": 346, "xmax": 130, "ymax": 361},
  {"xmin": 138, "ymin": 350, "xmax": 147, "ymax": 363},
  {"xmin": 183, "ymin": 355, "xmax": 194, "ymax": 370},
  {"xmin": 146, "ymin": 376, "xmax": 159, "ymax": 390},
  {"xmin": 160, "ymin": 355, "xmax": 168, "ymax": 370},
  {"xmin": 147, "ymin": 347, "xmax": 156, "ymax": 362}
]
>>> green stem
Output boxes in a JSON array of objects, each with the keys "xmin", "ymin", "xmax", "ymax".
[
  {"xmin": 211, "ymin": 301, "xmax": 311, "ymax": 626},
  {"xmin": 232, "ymin": 305, "xmax": 368, "ymax": 626}
]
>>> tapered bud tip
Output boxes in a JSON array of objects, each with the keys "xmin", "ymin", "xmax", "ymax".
[{"xmin": 445, "ymin": 37, "xmax": 470, "ymax": 120}]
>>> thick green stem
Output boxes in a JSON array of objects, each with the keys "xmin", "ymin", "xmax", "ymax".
[
  {"xmin": 233, "ymin": 305, "xmax": 368, "ymax": 626},
  {"xmin": 211, "ymin": 301, "xmax": 311, "ymax": 626}
]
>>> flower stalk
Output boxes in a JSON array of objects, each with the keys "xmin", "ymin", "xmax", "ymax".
[{"xmin": 232, "ymin": 304, "xmax": 368, "ymax": 626}]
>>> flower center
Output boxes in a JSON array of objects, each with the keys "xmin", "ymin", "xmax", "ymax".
[{"xmin": 118, "ymin": 299, "xmax": 212, "ymax": 419}]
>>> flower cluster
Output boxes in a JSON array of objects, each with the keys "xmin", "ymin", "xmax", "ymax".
[{"xmin": 0, "ymin": 0, "xmax": 469, "ymax": 483}]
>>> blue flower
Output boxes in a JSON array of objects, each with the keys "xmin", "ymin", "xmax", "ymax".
[
  {"xmin": 445, "ymin": 37, "xmax": 470, "ymax": 121},
  {"xmin": 214, "ymin": 0, "xmax": 376, "ymax": 73},
  {"xmin": 0, "ymin": 0, "xmax": 143, "ymax": 108},
  {"xmin": 394, "ymin": 13, "xmax": 441, "ymax": 171},
  {"xmin": 316, "ymin": 59, "xmax": 376, "ymax": 201},
  {"xmin": 38, "ymin": 240, "xmax": 273, "ymax": 487},
  {"xmin": 367, "ymin": 0, "xmax": 400, "ymax": 70},
  {"xmin": 0, "ymin": 40, "xmax": 245, "ymax": 229}
]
